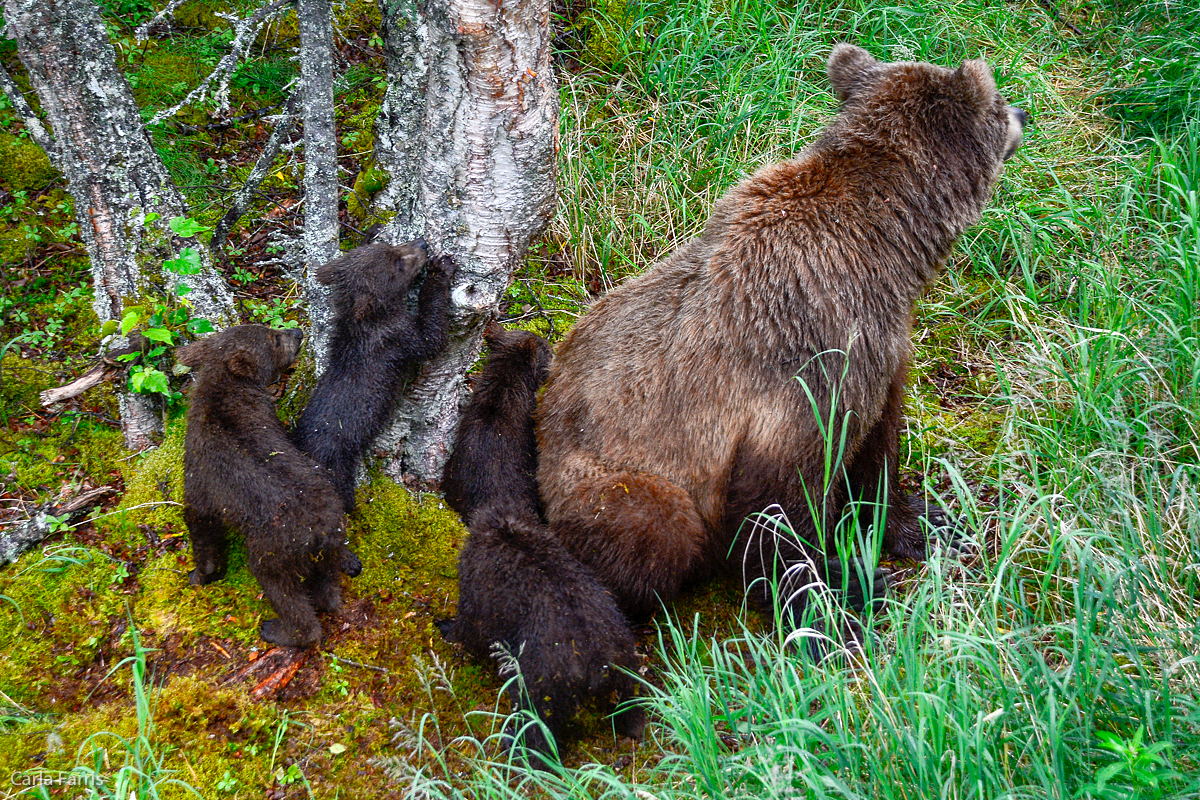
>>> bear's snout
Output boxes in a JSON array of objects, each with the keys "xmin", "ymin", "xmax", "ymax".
[{"xmin": 1004, "ymin": 106, "xmax": 1027, "ymax": 160}]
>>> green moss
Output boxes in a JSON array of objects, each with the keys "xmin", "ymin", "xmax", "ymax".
[
  {"xmin": 346, "ymin": 166, "xmax": 389, "ymax": 222},
  {"xmin": 97, "ymin": 421, "xmax": 187, "ymax": 550},
  {"xmin": 348, "ymin": 477, "xmax": 464, "ymax": 599},
  {"xmin": 173, "ymin": 0, "xmax": 230, "ymax": 31},
  {"xmin": 0, "ymin": 227, "xmax": 32, "ymax": 264},
  {"xmin": 0, "ymin": 545, "xmax": 127, "ymax": 706},
  {"xmin": 137, "ymin": 548, "xmax": 264, "ymax": 646},
  {"xmin": 129, "ymin": 47, "xmax": 207, "ymax": 119},
  {"xmin": 0, "ymin": 347, "xmax": 125, "ymax": 501},
  {"xmin": 0, "ymin": 132, "xmax": 58, "ymax": 192}
]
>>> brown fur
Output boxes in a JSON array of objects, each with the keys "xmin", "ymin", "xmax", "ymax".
[
  {"xmin": 536, "ymin": 45, "xmax": 1025, "ymax": 639},
  {"xmin": 439, "ymin": 502, "xmax": 645, "ymax": 767},
  {"xmin": 440, "ymin": 324, "xmax": 642, "ymax": 766},
  {"xmin": 180, "ymin": 325, "xmax": 360, "ymax": 648},
  {"xmin": 292, "ymin": 240, "xmax": 454, "ymax": 512},
  {"xmin": 441, "ymin": 323, "xmax": 553, "ymax": 522}
]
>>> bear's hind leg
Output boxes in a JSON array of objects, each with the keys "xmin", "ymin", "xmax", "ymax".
[
  {"xmin": 185, "ymin": 508, "xmax": 229, "ymax": 585},
  {"xmin": 308, "ymin": 546, "xmax": 345, "ymax": 614},
  {"xmin": 252, "ymin": 564, "xmax": 323, "ymax": 647},
  {"xmin": 846, "ymin": 364, "xmax": 969, "ymax": 561},
  {"xmin": 548, "ymin": 468, "xmax": 706, "ymax": 622}
]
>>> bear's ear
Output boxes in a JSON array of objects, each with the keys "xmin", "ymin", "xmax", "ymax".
[
  {"xmin": 482, "ymin": 321, "xmax": 507, "ymax": 350},
  {"xmin": 227, "ymin": 349, "xmax": 259, "ymax": 380},
  {"xmin": 175, "ymin": 339, "xmax": 208, "ymax": 368},
  {"xmin": 827, "ymin": 43, "xmax": 877, "ymax": 102},
  {"xmin": 316, "ymin": 262, "xmax": 338, "ymax": 286},
  {"xmin": 954, "ymin": 59, "xmax": 997, "ymax": 103}
]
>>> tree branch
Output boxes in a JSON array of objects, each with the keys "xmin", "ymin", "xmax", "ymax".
[
  {"xmin": 134, "ymin": 0, "xmax": 188, "ymax": 40},
  {"xmin": 147, "ymin": 0, "xmax": 294, "ymax": 125},
  {"xmin": 212, "ymin": 93, "xmax": 299, "ymax": 251}
]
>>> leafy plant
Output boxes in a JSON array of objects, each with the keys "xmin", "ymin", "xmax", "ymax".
[{"xmin": 1081, "ymin": 727, "xmax": 1182, "ymax": 800}]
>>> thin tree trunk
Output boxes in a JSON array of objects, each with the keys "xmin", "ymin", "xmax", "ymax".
[
  {"xmin": 296, "ymin": 0, "xmax": 341, "ymax": 373},
  {"xmin": 372, "ymin": 0, "xmax": 558, "ymax": 481},
  {"xmin": 3, "ymin": 0, "xmax": 235, "ymax": 450}
]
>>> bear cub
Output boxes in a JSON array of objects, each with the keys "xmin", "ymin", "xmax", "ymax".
[
  {"xmin": 293, "ymin": 239, "xmax": 455, "ymax": 512},
  {"xmin": 179, "ymin": 325, "xmax": 362, "ymax": 648},
  {"xmin": 441, "ymin": 323, "xmax": 552, "ymax": 521},
  {"xmin": 439, "ymin": 325, "xmax": 644, "ymax": 765}
]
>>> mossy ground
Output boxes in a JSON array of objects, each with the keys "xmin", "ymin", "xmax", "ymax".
[{"xmin": 0, "ymin": 429, "xmax": 696, "ymax": 796}]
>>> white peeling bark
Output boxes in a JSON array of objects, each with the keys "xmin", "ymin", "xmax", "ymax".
[
  {"xmin": 372, "ymin": 0, "xmax": 558, "ymax": 481},
  {"xmin": 297, "ymin": 0, "xmax": 341, "ymax": 373},
  {"xmin": 3, "ymin": 0, "xmax": 235, "ymax": 450}
]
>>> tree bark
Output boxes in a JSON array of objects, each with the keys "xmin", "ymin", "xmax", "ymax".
[
  {"xmin": 296, "ymin": 0, "xmax": 342, "ymax": 373},
  {"xmin": 372, "ymin": 0, "xmax": 558, "ymax": 481},
  {"xmin": 3, "ymin": 0, "xmax": 235, "ymax": 449}
]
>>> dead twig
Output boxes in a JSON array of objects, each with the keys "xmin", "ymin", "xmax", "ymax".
[
  {"xmin": 1037, "ymin": 0, "xmax": 1084, "ymax": 36},
  {"xmin": 39, "ymin": 334, "xmax": 149, "ymax": 408}
]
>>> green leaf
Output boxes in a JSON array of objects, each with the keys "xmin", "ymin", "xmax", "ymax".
[
  {"xmin": 1095, "ymin": 762, "xmax": 1124, "ymax": 786},
  {"xmin": 164, "ymin": 246, "xmax": 203, "ymax": 275},
  {"xmin": 120, "ymin": 310, "xmax": 141, "ymax": 336},
  {"xmin": 186, "ymin": 318, "xmax": 215, "ymax": 336},
  {"xmin": 99, "ymin": 320, "xmax": 119, "ymax": 338},
  {"xmin": 140, "ymin": 369, "xmax": 170, "ymax": 395},
  {"xmin": 328, "ymin": 743, "xmax": 346, "ymax": 755},
  {"xmin": 142, "ymin": 328, "xmax": 174, "ymax": 344},
  {"xmin": 169, "ymin": 216, "xmax": 208, "ymax": 237}
]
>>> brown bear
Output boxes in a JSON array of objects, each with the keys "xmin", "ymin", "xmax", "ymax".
[
  {"xmin": 292, "ymin": 240, "xmax": 454, "ymax": 512},
  {"xmin": 441, "ymin": 323, "xmax": 553, "ymax": 521},
  {"xmin": 180, "ymin": 325, "xmax": 361, "ymax": 648},
  {"xmin": 535, "ymin": 45, "xmax": 1026, "ymax": 643},
  {"xmin": 439, "ymin": 325, "xmax": 644, "ymax": 766}
]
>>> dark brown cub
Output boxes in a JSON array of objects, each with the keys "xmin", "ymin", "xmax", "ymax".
[
  {"xmin": 180, "ymin": 325, "xmax": 360, "ymax": 648},
  {"xmin": 292, "ymin": 240, "xmax": 454, "ymax": 512},
  {"xmin": 440, "ymin": 324, "xmax": 644, "ymax": 767}
]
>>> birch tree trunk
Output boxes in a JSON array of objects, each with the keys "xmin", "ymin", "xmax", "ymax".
[
  {"xmin": 296, "ymin": 0, "xmax": 341, "ymax": 373},
  {"xmin": 372, "ymin": 0, "xmax": 558, "ymax": 481},
  {"xmin": 3, "ymin": 0, "xmax": 235, "ymax": 450}
]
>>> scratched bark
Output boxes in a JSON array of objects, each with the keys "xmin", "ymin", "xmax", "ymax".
[
  {"xmin": 371, "ymin": 0, "xmax": 558, "ymax": 481},
  {"xmin": 3, "ymin": 0, "xmax": 235, "ymax": 449}
]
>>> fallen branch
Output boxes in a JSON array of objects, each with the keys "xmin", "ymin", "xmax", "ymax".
[
  {"xmin": 0, "ymin": 486, "xmax": 117, "ymax": 567},
  {"xmin": 39, "ymin": 334, "xmax": 149, "ymax": 408},
  {"xmin": 212, "ymin": 93, "xmax": 299, "ymax": 252},
  {"xmin": 148, "ymin": 0, "xmax": 294, "ymax": 125},
  {"xmin": 251, "ymin": 649, "xmax": 308, "ymax": 699},
  {"xmin": 134, "ymin": 0, "xmax": 189, "ymax": 40},
  {"xmin": 39, "ymin": 363, "xmax": 120, "ymax": 406}
]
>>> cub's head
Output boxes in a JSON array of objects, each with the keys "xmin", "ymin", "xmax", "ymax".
[
  {"xmin": 317, "ymin": 239, "xmax": 428, "ymax": 324},
  {"xmin": 176, "ymin": 324, "xmax": 303, "ymax": 385},
  {"xmin": 826, "ymin": 43, "xmax": 1026, "ymax": 173},
  {"xmin": 483, "ymin": 322, "xmax": 553, "ymax": 385}
]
